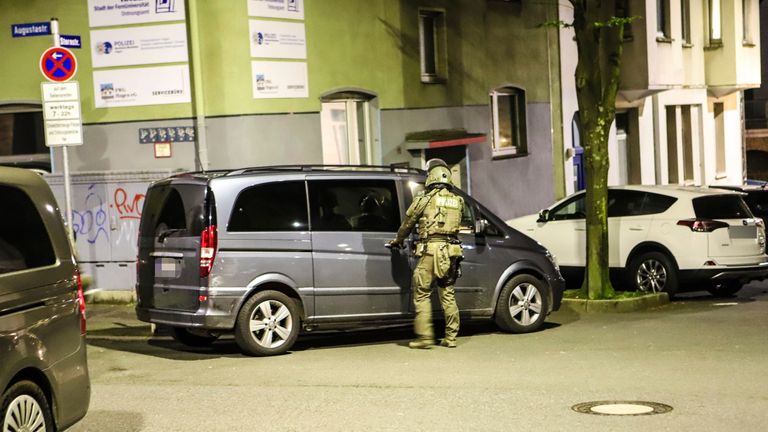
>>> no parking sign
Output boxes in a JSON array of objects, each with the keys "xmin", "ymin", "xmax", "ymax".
[{"xmin": 40, "ymin": 46, "xmax": 77, "ymax": 82}]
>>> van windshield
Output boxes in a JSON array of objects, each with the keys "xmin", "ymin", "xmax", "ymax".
[{"xmin": 139, "ymin": 183, "xmax": 209, "ymax": 238}]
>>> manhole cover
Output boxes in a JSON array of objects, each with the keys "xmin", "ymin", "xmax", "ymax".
[{"xmin": 572, "ymin": 401, "xmax": 673, "ymax": 416}]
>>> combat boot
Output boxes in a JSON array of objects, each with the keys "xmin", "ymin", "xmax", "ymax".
[
  {"xmin": 408, "ymin": 339, "xmax": 435, "ymax": 349},
  {"xmin": 440, "ymin": 339, "xmax": 457, "ymax": 348}
]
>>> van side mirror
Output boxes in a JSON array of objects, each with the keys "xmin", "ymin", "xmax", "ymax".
[
  {"xmin": 537, "ymin": 209, "xmax": 550, "ymax": 223},
  {"xmin": 475, "ymin": 218, "xmax": 488, "ymax": 235}
]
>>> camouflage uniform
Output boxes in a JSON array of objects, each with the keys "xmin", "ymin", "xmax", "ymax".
[{"xmin": 389, "ymin": 160, "xmax": 464, "ymax": 349}]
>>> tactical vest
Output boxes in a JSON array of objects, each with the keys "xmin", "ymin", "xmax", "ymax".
[{"xmin": 417, "ymin": 188, "xmax": 464, "ymax": 238}]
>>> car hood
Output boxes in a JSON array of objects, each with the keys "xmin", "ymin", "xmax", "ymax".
[{"xmin": 505, "ymin": 213, "xmax": 540, "ymax": 231}]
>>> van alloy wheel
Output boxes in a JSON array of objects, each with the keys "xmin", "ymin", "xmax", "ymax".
[
  {"xmin": 494, "ymin": 274, "xmax": 550, "ymax": 333},
  {"xmin": 235, "ymin": 290, "xmax": 300, "ymax": 356}
]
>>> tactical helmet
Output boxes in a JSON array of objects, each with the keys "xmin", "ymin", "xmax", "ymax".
[{"xmin": 425, "ymin": 158, "xmax": 452, "ymax": 188}]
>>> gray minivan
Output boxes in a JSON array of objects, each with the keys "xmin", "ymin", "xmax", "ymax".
[
  {"xmin": 136, "ymin": 166, "xmax": 564, "ymax": 356},
  {"xmin": 0, "ymin": 167, "xmax": 90, "ymax": 431}
]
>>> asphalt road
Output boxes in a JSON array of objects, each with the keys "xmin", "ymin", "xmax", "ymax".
[{"xmin": 70, "ymin": 283, "xmax": 768, "ymax": 432}]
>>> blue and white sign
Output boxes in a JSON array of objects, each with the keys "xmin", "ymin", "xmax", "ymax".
[
  {"xmin": 11, "ymin": 22, "xmax": 51, "ymax": 37},
  {"xmin": 93, "ymin": 65, "xmax": 191, "ymax": 108},
  {"xmin": 59, "ymin": 35, "xmax": 82, "ymax": 49},
  {"xmin": 251, "ymin": 61, "xmax": 308, "ymax": 99},
  {"xmin": 248, "ymin": 0, "xmax": 304, "ymax": 20},
  {"xmin": 91, "ymin": 24, "xmax": 188, "ymax": 68},
  {"xmin": 249, "ymin": 20, "xmax": 306, "ymax": 59},
  {"xmin": 87, "ymin": 0, "xmax": 186, "ymax": 27}
]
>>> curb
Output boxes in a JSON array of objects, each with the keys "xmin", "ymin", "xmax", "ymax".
[
  {"xmin": 84, "ymin": 290, "xmax": 135, "ymax": 305},
  {"xmin": 559, "ymin": 292, "xmax": 669, "ymax": 313}
]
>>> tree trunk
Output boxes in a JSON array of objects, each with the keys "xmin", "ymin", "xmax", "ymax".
[{"xmin": 570, "ymin": 0, "xmax": 625, "ymax": 299}]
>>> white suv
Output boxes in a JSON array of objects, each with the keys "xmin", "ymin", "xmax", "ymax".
[{"xmin": 507, "ymin": 185, "xmax": 768, "ymax": 297}]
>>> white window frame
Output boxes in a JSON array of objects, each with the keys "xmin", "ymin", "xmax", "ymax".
[
  {"xmin": 709, "ymin": 0, "xmax": 722, "ymax": 45},
  {"xmin": 656, "ymin": 0, "xmax": 671, "ymax": 40},
  {"xmin": 490, "ymin": 87, "xmax": 527, "ymax": 158}
]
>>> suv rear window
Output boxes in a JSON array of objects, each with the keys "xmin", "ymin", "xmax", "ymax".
[
  {"xmin": 0, "ymin": 185, "xmax": 55, "ymax": 274},
  {"xmin": 140, "ymin": 183, "xmax": 209, "ymax": 237},
  {"xmin": 693, "ymin": 195, "xmax": 753, "ymax": 219}
]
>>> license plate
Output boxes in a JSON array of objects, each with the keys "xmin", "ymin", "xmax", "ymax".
[
  {"xmin": 155, "ymin": 258, "xmax": 178, "ymax": 277},
  {"xmin": 729, "ymin": 226, "xmax": 756, "ymax": 239}
]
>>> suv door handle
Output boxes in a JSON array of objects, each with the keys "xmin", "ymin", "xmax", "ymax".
[{"xmin": 629, "ymin": 227, "xmax": 644, "ymax": 231}]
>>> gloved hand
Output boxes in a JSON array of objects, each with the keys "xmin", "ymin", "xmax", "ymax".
[{"xmin": 385, "ymin": 240, "xmax": 402, "ymax": 249}]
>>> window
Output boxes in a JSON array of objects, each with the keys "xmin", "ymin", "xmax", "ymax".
[
  {"xmin": 657, "ymin": 0, "xmax": 671, "ymax": 39},
  {"xmin": 681, "ymin": 0, "xmax": 691, "ymax": 44},
  {"xmin": 607, "ymin": 190, "xmax": 648, "ymax": 217},
  {"xmin": 642, "ymin": 193, "xmax": 678, "ymax": 215},
  {"xmin": 140, "ymin": 184, "xmax": 209, "ymax": 237},
  {"xmin": 320, "ymin": 91, "xmax": 379, "ymax": 165},
  {"xmin": 308, "ymin": 180, "xmax": 400, "ymax": 232},
  {"xmin": 550, "ymin": 193, "xmax": 586, "ymax": 221},
  {"xmin": 0, "ymin": 185, "xmax": 55, "ymax": 274},
  {"xmin": 714, "ymin": 102, "xmax": 726, "ymax": 174},
  {"xmin": 681, "ymin": 106, "xmax": 694, "ymax": 183},
  {"xmin": 229, "ymin": 181, "xmax": 308, "ymax": 232},
  {"xmin": 709, "ymin": 0, "xmax": 722, "ymax": 44},
  {"xmin": 419, "ymin": 9, "xmax": 446, "ymax": 83},
  {"xmin": 742, "ymin": 0, "xmax": 755, "ymax": 44},
  {"xmin": 0, "ymin": 107, "xmax": 47, "ymax": 169},
  {"xmin": 665, "ymin": 106, "xmax": 679, "ymax": 183},
  {"xmin": 491, "ymin": 87, "xmax": 527, "ymax": 156},
  {"xmin": 693, "ymin": 196, "xmax": 752, "ymax": 219},
  {"xmin": 615, "ymin": 0, "xmax": 633, "ymax": 40}
]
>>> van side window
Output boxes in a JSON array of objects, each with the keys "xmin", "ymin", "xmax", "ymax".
[
  {"xmin": 0, "ymin": 185, "xmax": 55, "ymax": 274},
  {"xmin": 309, "ymin": 180, "xmax": 400, "ymax": 232},
  {"xmin": 229, "ymin": 181, "xmax": 308, "ymax": 232}
]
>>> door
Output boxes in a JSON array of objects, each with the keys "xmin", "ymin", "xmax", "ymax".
[
  {"xmin": 320, "ymin": 93, "xmax": 380, "ymax": 165},
  {"xmin": 534, "ymin": 192, "xmax": 587, "ymax": 267},
  {"xmin": 606, "ymin": 190, "xmax": 653, "ymax": 267},
  {"xmin": 308, "ymin": 178, "xmax": 411, "ymax": 320}
]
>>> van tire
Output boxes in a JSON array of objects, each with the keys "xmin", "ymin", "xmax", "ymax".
[
  {"xmin": 1, "ymin": 380, "xmax": 53, "ymax": 432},
  {"xmin": 171, "ymin": 327, "xmax": 219, "ymax": 347},
  {"xmin": 235, "ymin": 290, "xmax": 300, "ymax": 356},
  {"xmin": 494, "ymin": 274, "xmax": 549, "ymax": 333}
]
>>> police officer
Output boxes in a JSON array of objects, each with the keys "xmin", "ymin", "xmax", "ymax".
[{"xmin": 387, "ymin": 159, "xmax": 464, "ymax": 349}]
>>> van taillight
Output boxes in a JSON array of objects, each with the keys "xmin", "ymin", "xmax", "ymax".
[
  {"xmin": 677, "ymin": 219, "xmax": 729, "ymax": 232},
  {"xmin": 200, "ymin": 225, "xmax": 217, "ymax": 277},
  {"xmin": 76, "ymin": 269, "xmax": 86, "ymax": 335}
]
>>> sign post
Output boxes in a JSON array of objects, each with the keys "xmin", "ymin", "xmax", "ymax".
[{"xmin": 41, "ymin": 18, "xmax": 80, "ymax": 245}]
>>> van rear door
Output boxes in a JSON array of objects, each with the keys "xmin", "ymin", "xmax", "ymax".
[{"xmin": 137, "ymin": 179, "xmax": 212, "ymax": 312}]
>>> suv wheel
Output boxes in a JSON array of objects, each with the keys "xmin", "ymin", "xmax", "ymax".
[
  {"xmin": 1, "ymin": 380, "xmax": 53, "ymax": 432},
  {"xmin": 494, "ymin": 274, "xmax": 549, "ymax": 333},
  {"xmin": 235, "ymin": 290, "xmax": 300, "ymax": 356},
  {"xmin": 707, "ymin": 281, "xmax": 742, "ymax": 298},
  {"xmin": 629, "ymin": 252, "xmax": 678, "ymax": 296},
  {"xmin": 171, "ymin": 327, "xmax": 220, "ymax": 347}
]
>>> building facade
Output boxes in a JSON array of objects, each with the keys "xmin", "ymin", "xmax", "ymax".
[
  {"xmin": 559, "ymin": 0, "xmax": 761, "ymax": 193},
  {"xmin": 0, "ymin": 0, "xmax": 564, "ymax": 292}
]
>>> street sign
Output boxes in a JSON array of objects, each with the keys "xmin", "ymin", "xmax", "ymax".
[
  {"xmin": 59, "ymin": 34, "xmax": 82, "ymax": 49},
  {"xmin": 41, "ymin": 81, "xmax": 83, "ymax": 147},
  {"xmin": 40, "ymin": 47, "xmax": 77, "ymax": 82},
  {"xmin": 11, "ymin": 22, "xmax": 51, "ymax": 37}
]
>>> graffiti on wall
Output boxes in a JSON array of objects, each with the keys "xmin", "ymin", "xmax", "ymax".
[
  {"xmin": 72, "ymin": 184, "xmax": 109, "ymax": 245},
  {"xmin": 112, "ymin": 187, "xmax": 145, "ymax": 220}
]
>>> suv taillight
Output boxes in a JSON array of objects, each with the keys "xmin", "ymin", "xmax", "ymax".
[
  {"xmin": 76, "ymin": 269, "xmax": 86, "ymax": 335},
  {"xmin": 200, "ymin": 225, "xmax": 217, "ymax": 277},
  {"xmin": 677, "ymin": 219, "xmax": 729, "ymax": 232}
]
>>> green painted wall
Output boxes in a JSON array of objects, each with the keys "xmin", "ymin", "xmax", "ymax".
[{"xmin": 1, "ymin": 0, "xmax": 558, "ymax": 119}]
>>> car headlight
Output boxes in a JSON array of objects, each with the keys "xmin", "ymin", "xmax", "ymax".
[{"xmin": 545, "ymin": 250, "xmax": 560, "ymax": 274}]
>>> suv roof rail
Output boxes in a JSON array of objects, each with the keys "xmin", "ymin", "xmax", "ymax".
[{"xmin": 223, "ymin": 164, "xmax": 424, "ymax": 176}]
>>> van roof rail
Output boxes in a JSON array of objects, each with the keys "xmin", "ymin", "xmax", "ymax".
[{"xmin": 223, "ymin": 164, "xmax": 424, "ymax": 176}]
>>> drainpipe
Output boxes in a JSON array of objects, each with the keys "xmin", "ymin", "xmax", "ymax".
[{"xmin": 187, "ymin": 0, "xmax": 209, "ymax": 171}]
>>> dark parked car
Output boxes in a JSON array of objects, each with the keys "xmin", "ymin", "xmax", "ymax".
[
  {"xmin": 0, "ymin": 167, "xmax": 90, "ymax": 431},
  {"xmin": 710, "ymin": 184, "xmax": 768, "ymax": 222},
  {"xmin": 135, "ymin": 165, "xmax": 565, "ymax": 356}
]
